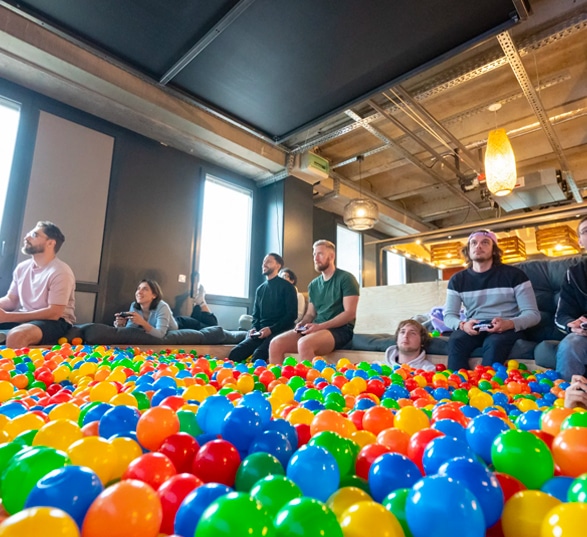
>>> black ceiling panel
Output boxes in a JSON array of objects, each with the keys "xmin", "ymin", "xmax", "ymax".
[{"xmin": 5, "ymin": 0, "xmax": 528, "ymax": 141}]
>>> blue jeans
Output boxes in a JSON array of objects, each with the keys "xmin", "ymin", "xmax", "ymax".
[
  {"xmin": 556, "ymin": 333, "xmax": 587, "ymax": 381},
  {"xmin": 448, "ymin": 329, "xmax": 520, "ymax": 370}
]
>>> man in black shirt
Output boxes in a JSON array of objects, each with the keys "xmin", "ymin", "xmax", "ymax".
[{"xmin": 229, "ymin": 253, "xmax": 297, "ymax": 363}]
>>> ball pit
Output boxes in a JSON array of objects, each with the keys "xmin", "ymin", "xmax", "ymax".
[{"xmin": 0, "ymin": 344, "xmax": 585, "ymax": 536}]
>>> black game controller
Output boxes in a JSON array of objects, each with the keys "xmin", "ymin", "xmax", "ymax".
[
  {"xmin": 250, "ymin": 331, "xmax": 261, "ymax": 337},
  {"xmin": 473, "ymin": 323, "xmax": 493, "ymax": 332},
  {"xmin": 117, "ymin": 312, "xmax": 133, "ymax": 318},
  {"xmin": 295, "ymin": 325, "xmax": 308, "ymax": 333},
  {"xmin": 580, "ymin": 322, "xmax": 587, "ymax": 330}
]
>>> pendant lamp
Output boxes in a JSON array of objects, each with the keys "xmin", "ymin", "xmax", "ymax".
[
  {"xmin": 343, "ymin": 155, "xmax": 379, "ymax": 231},
  {"xmin": 484, "ymin": 128, "xmax": 517, "ymax": 197}
]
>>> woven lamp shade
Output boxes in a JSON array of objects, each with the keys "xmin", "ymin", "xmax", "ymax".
[
  {"xmin": 536, "ymin": 225, "xmax": 580, "ymax": 257},
  {"xmin": 485, "ymin": 128, "xmax": 517, "ymax": 197},
  {"xmin": 430, "ymin": 241, "xmax": 463, "ymax": 266},
  {"xmin": 498, "ymin": 236, "xmax": 527, "ymax": 263},
  {"xmin": 343, "ymin": 199, "xmax": 379, "ymax": 231}
]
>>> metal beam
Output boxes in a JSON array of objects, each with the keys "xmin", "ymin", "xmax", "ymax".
[
  {"xmin": 497, "ymin": 30, "xmax": 583, "ymax": 202},
  {"xmin": 160, "ymin": 0, "xmax": 257, "ymax": 85}
]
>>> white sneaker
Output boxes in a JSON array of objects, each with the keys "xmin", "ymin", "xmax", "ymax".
[{"xmin": 194, "ymin": 284, "xmax": 206, "ymax": 306}]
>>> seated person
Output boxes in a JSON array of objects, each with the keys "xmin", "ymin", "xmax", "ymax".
[
  {"xmin": 115, "ymin": 279, "xmax": 177, "ymax": 338},
  {"xmin": 385, "ymin": 319, "xmax": 436, "ymax": 371},
  {"xmin": 0, "ymin": 221, "xmax": 75, "ymax": 347},
  {"xmin": 554, "ymin": 216, "xmax": 587, "ymax": 380},
  {"xmin": 444, "ymin": 230, "xmax": 539, "ymax": 370},
  {"xmin": 269, "ymin": 240, "xmax": 360, "ymax": 364},
  {"xmin": 279, "ymin": 267, "xmax": 306, "ymax": 323},
  {"xmin": 564, "ymin": 375, "xmax": 587, "ymax": 409},
  {"xmin": 229, "ymin": 253, "xmax": 297, "ymax": 363},
  {"xmin": 176, "ymin": 271, "xmax": 218, "ymax": 330}
]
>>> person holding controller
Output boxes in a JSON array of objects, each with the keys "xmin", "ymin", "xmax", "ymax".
[
  {"xmin": 114, "ymin": 279, "xmax": 177, "ymax": 338},
  {"xmin": 443, "ymin": 230, "xmax": 540, "ymax": 370},
  {"xmin": 554, "ymin": 216, "xmax": 587, "ymax": 380}
]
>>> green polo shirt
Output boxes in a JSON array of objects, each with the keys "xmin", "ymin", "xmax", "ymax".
[{"xmin": 308, "ymin": 268, "xmax": 360, "ymax": 326}]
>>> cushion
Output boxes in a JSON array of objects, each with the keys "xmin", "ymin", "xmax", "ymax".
[{"xmin": 82, "ymin": 324, "xmax": 247, "ymax": 346}]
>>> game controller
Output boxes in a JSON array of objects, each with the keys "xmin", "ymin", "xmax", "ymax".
[
  {"xmin": 250, "ymin": 331, "xmax": 261, "ymax": 337},
  {"xmin": 580, "ymin": 322, "xmax": 587, "ymax": 330},
  {"xmin": 117, "ymin": 312, "xmax": 133, "ymax": 318},
  {"xmin": 295, "ymin": 325, "xmax": 308, "ymax": 333},
  {"xmin": 473, "ymin": 323, "xmax": 493, "ymax": 331}
]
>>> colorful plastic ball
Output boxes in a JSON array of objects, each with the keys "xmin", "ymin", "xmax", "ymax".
[
  {"xmin": 136, "ymin": 405, "xmax": 180, "ymax": 451},
  {"xmin": 286, "ymin": 444, "xmax": 340, "ymax": 502},
  {"xmin": 0, "ymin": 507, "xmax": 80, "ymax": 537},
  {"xmin": 551, "ymin": 426, "xmax": 587, "ymax": 477},
  {"xmin": 238, "ymin": 392, "xmax": 272, "ymax": 427},
  {"xmin": 0, "ymin": 442, "xmax": 31, "ymax": 476},
  {"xmin": 541, "ymin": 502, "xmax": 587, "ymax": 537},
  {"xmin": 361, "ymin": 406, "xmax": 395, "ymax": 435},
  {"xmin": 67, "ymin": 436, "xmax": 117, "ymax": 485},
  {"xmin": 81, "ymin": 479, "xmax": 162, "ymax": 537},
  {"xmin": 32, "ymin": 418, "xmax": 83, "ymax": 452},
  {"xmin": 98, "ymin": 405, "xmax": 141, "ymax": 438},
  {"xmin": 339, "ymin": 500, "xmax": 404, "ymax": 537},
  {"xmin": 265, "ymin": 419, "xmax": 299, "ymax": 450},
  {"xmin": 381, "ymin": 488, "xmax": 411, "ymax": 537},
  {"xmin": 123, "ymin": 451, "xmax": 176, "ymax": 490},
  {"xmin": 157, "ymin": 432, "xmax": 199, "ymax": 473},
  {"xmin": 176, "ymin": 409, "xmax": 203, "ymax": 437},
  {"xmin": 192, "ymin": 439, "xmax": 241, "ymax": 486},
  {"xmin": 249, "ymin": 430, "xmax": 293, "ymax": 468},
  {"xmin": 274, "ymin": 497, "xmax": 343, "ymax": 537},
  {"xmin": 1, "ymin": 446, "xmax": 70, "ymax": 514},
  {"xmin": 221, "ymin": 406, "xmax": 262, "ymax": 452},
  {"xmin": 195, "ymin": 491, "xmax": 273, "ymax": 537},
  {"xmin": 466, "ymin": 413, "xmax": 511, "ymax": 464},
  {"xmin": 308, "ymin": 431, "xmax": 355, "ymax": 477},
  {"xmin": 368, "ymin": 452, "xmax": 422, "ymax": 503},
  {"xmin": 422, "ymin": 436, "xmax": 475, "ymax": 475},
  {"xmin": 235, "ymin": 451, "xmax": 284, "ymax": 492},
  {"xmin": 501, "ymin": 490, "xmax": 560, "ymax": 537},
  {"xmin": 491, "ymin": 430, "xmax": 554, "ymax": 489},
  {"xmin": 108, "ymin": 436, "xmax": 143, "ymax": 480},
  {"xmin": 541, "ymin": 408, "xmax": 573, "ymax": 436},
  {"xmin": 174, "ymin": 483, "xmax": 232, "ymax": 537},
  {"xmin": 250, "ymin": 475, "xmax": 302, "ymax": 517},
  {"xmin": 157, "ymin": 473, "xmax": 202, "ymax": 536},
  {"xmin": 567, "ymin": 474, "xmax": 587, "ymax": 502},
  {"xmin": 540, "ymin": 476, "xmax": 574, "ymax": 503},
  {"xmin": 406, "ymin": 428, "xmax": 444, "ymax": 472},
  {"xmin": 25, "ymin": 465, "xmax": 103, "ymax": 528},
  {"xmin": 438, "ymin": 456, "xmax": 504, "ymax": 528},
  {"xmin": 326, "ymin": 486, "xmax": 372, "ymax": 520},
  {"xmin": 394, "ymin": 406, "xmax": 430, "ymax": 436},
  {"xmin": 432, "ymin": 419, "xmax": 467, "ymax": 443},
  {"xmin": 405, "ymin": 475, "xmax": 485, "ymax": 537}
]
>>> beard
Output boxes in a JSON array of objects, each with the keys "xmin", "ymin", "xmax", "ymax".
[
  {"xmin": 398, "ymin": 342, "xmax": 420, "ymax": 354},
  {"xmin": 315, "ymin": 260, "xmax": 331, "ymax": 272},
  {"xmin": 22, "ymin": 243, "xmax": 44, "ymax": 255}
]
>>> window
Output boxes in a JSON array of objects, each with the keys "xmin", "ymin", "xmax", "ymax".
[
  {"xmin": 198, "ymin": 175, "xmax": 253, "ymax": 298},
  {"xmin": 337, "ymin": 225, "xmax": 362, "ymax": 284},
  {"xmin": 386, "ymin": 250, "xmax": 406, "ymax": 285},
  {"xmin": 0, "ymin": 97, "xmax": 21, "ymax": 226}
]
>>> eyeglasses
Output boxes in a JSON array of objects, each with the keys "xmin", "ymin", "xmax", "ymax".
[{"xmin": 28, "ymin": 230, "xmax": 48, "ymax": 239}]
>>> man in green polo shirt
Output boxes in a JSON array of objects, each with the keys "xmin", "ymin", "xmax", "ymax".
[{"xmin": 268, "ymin": 239, "xmax": 360, "ymax": 364}]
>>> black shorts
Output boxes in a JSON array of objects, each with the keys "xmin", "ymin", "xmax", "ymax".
[
  {"xmin": 0, "ymin": 318, "xmax": 72, "ymax": 345},
  {"xmin": 328, "ymin": 324, "xmax": 354, "ymax": 350}
]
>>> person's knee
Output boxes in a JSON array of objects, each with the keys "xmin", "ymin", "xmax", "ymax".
[{"xmin": 6, "ymin": 324, "xmax": 42, "ymax": 348}]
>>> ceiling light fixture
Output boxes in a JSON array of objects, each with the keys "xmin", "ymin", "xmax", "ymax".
[
  {"xmin": 535, "ymin": 225, "xmax": 580, "ymax": 257},
  {"xmin": 430, "ymin": 241, "xmax": 463, "ymax": 266},
  {"xmin": 344, "ymin": 155, "xmax": 379, "ymax": 231},
  {"xmin": 497, "ymin": 235, "xmax": 527, "ymax": 263},
  {"xmin": 484, "ymin": 103, "xmax": 517, "ymax": 197}
]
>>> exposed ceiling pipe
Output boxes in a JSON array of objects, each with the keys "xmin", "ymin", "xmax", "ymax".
[
  {"xmin": 345, "ymin": 110, "xmax": 482, "ymax": 216},
  {"xmin": 496, "ymin": 30, "xmax": 583, "ymax": 203}
]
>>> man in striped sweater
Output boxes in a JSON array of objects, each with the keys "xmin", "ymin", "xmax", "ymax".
[{"xmin": 443, "ymin": 230, "xmax": 540, "ymax": 371}]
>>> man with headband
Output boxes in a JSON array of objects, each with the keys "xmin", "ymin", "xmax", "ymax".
[{"xmin": 443, "ymin": 229, "xmax": 540, "ymax": 370}]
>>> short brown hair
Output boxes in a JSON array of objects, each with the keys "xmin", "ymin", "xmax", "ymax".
[
  {"xmin": 37, "ymin": 221, "xmax": 65, "ymax": 252},
  {"xmin": 395, "ymin": 319, "xmax": 430, "ymax": 349}
]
